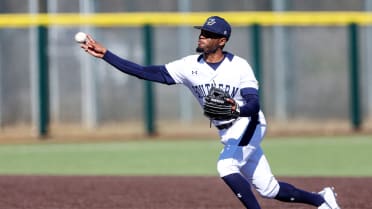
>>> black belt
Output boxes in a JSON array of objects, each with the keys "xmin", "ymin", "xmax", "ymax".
[{"xmin": 216, "ymin": 122, "xmax": 234, "ymax": 130}]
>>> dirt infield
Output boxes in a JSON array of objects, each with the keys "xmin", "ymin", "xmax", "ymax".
[{"xmin": 0, "ymin": 176, "xmax": 369, "ymax": 209}]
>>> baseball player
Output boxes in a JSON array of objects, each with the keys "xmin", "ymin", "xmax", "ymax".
[{"xmin": 80, "ymin": 16, "xmax": 341, "ymax": 209}]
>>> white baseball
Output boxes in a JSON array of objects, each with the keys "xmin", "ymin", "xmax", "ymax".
[{"xmin": 74, "ymin": 32, "xmax": 87, "ymax": 43}]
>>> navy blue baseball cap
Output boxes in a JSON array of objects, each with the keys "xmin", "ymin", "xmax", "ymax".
[{"xmin": 194, "ymin": 16, "xmax": 231, "ymax": 39}]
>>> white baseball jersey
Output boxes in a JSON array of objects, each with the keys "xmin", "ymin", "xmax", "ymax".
[{"xmin": 165, "ymin": 52, "xmax": 266, "ymax": 127}]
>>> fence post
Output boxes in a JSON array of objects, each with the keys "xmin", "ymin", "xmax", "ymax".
[
  {"xmin": 143, "ymin": 24, "xmax": 156, "ymax": 136},
  {"xmin": 250, "ymin": 24, "xmax": 263, "ymax": 107},
  {"xmin": 348, "ymin": 23, "xmax": 362, "ymax": 130},
  {"xmin": 37, "ymin": 25, "xmax": 49, "ymax": 138}
]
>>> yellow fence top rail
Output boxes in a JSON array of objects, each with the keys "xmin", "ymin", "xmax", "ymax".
[{"xmin": 2, "ymin": 12, "xmax": 372, "ymax": 27}]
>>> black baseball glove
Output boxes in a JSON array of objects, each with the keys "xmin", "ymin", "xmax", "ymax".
[{"xmin": 203, "ymin": 87, "xmax": 240, "ymax": 121}]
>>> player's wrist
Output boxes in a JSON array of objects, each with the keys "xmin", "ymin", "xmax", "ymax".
[
  {"xmin": 102, "ymin": 49, "xmax": 110, "ymax": 59},
  {"xmin": 101, "ymin": 48, "xmax": 107, "ymax": 56}
]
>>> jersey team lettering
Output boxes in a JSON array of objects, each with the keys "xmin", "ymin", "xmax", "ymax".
[{"xmin": 192, "ymin": 83, "xmax": 239, "ymax": 99}]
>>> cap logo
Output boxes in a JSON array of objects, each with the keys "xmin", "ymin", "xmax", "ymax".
[{"xmin": 206, "ymin": 18, "xmax": 216, "ymax": 26}]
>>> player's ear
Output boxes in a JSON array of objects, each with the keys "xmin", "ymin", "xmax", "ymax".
[{"xmin": 218, "ymin": 37, "xmax": 227, "ymax": 47}]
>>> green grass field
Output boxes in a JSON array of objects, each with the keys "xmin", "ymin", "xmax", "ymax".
[{"xmin": 0, "ymin": 135, "xmax": 370, "ymax": 176}]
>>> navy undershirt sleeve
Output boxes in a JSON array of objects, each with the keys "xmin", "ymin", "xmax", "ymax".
[
  {"xmin": 102, "ymin": 50, "xmax": 176, "ymax": 85},
  {"xmin": 239, "ymin": 88, "xmax": 260, "ymax": 117}
]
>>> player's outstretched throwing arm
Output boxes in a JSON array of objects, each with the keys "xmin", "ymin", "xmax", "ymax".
[{"xmin": 81, "ymin": 35, "xmax": 176, "ymax": 85}]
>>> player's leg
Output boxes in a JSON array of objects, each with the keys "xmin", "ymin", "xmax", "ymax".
[
  {"xmin": 218, "ymin": 144, "xmax": 261, "ymax": 209},
  {"xmin": 217, "ymin": 118, "xmax": 265, "ymax": 209},
  {"xmin": 275, "ymin": 181, "xmax": 325, "ymax": 206},
  {"xmin": 217, "ymin": 118, "xmax": 264, "ymax": 209},
  {"xmin": 240, "ymin": 147, "xmax": 325, "ymax": 207}
]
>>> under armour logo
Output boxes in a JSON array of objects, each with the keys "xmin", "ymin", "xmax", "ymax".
[
  {"xmin": 237, "ymin": 193, "xmax": 242, "ymax": 198},
  {"xmin": 206, "ymin": 18, "xmax": 216, "ymax": 26},
  {"xmin": 192, "ymin": 70, "xmax": 198, "ymax": 75}
]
